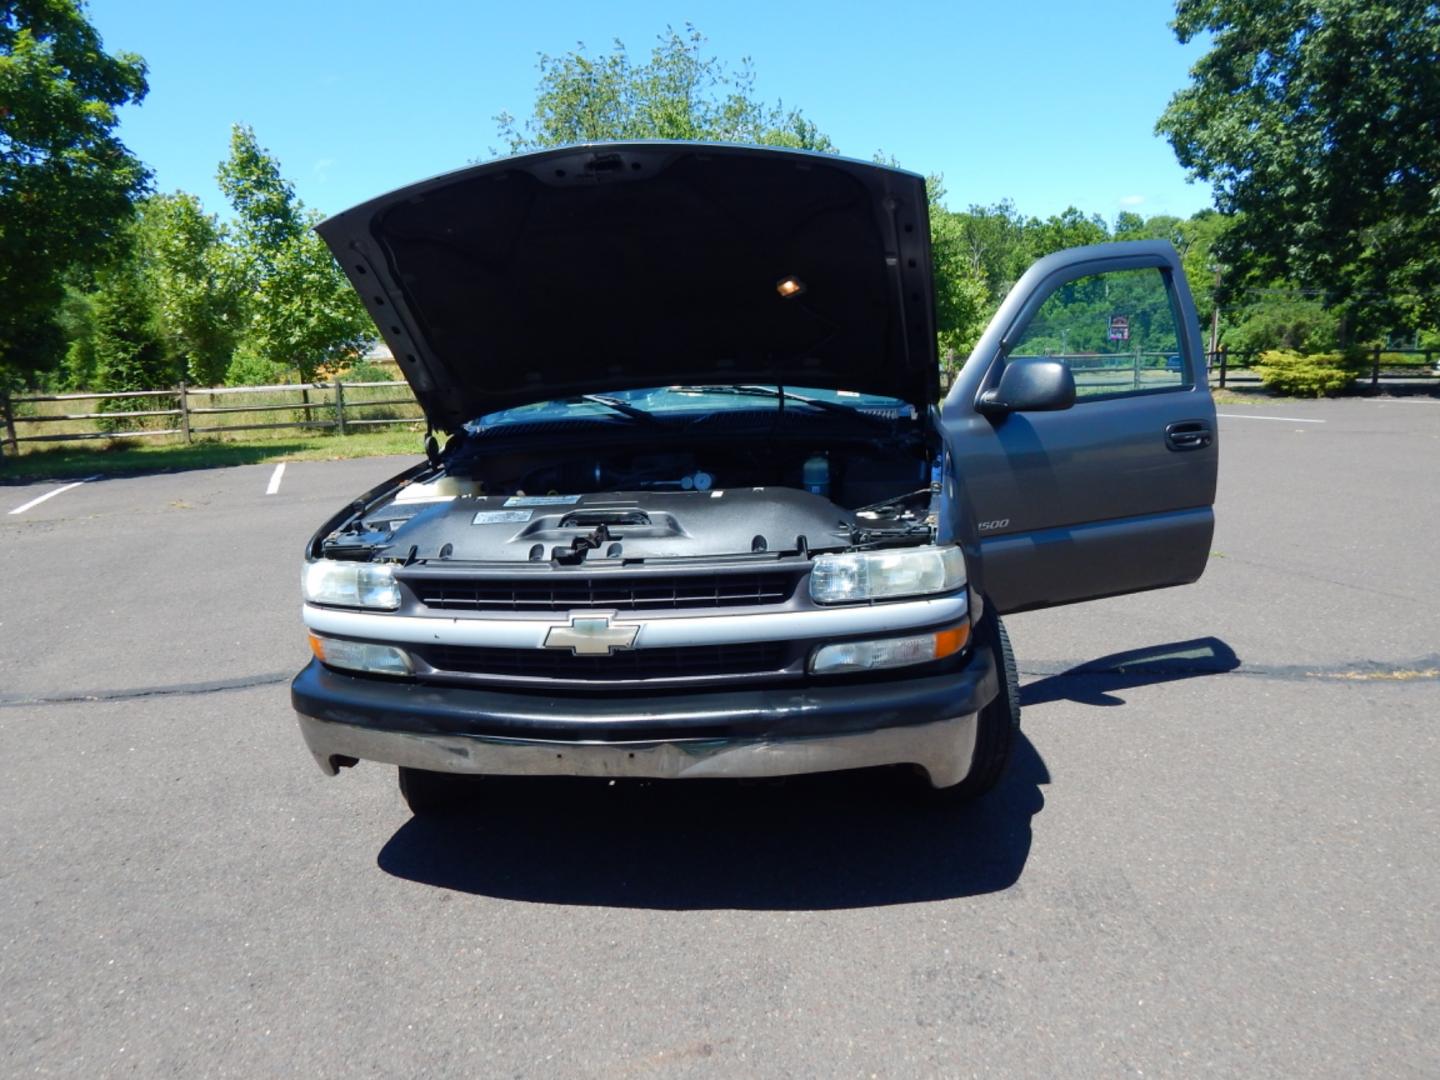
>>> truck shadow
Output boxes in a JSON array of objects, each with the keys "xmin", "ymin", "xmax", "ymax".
[
  {"xmin": 375, "ymin": 639, "xmax": 1238, "ymax": 908},
  {"xmin": 376, "ymin": 734, "xmax": 1049, "ymax": 910},
  {"xmin": 1020, "ymin": 636, "xmax": 1240, "ymax": 708}
]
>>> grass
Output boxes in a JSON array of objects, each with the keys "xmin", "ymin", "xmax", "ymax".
[
  {"xmin": 6, "ymin": 380, "xmax": 422, "ymax": 449},
  {"xmin": 1211, "ymin": 388, "xmax": 1274, "ymax": 404},
  {"xmin": 0, "ymin": 428, "xmax": 426, "ymax": 483}
]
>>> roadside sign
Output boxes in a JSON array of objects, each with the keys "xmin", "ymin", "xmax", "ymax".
[{"xmin": 1108, "ymin": 314, "xmax": 1130, "ymax": 342}]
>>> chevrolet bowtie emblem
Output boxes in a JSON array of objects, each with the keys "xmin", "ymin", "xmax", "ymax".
[{"xmin": 542, "ymin": 614, "xmax": 639, "ymax": 656}]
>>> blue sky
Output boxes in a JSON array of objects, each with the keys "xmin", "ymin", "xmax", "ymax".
[{"xmin": 86, "ymin": 0, "xmax": 1212, "ymax": 224}]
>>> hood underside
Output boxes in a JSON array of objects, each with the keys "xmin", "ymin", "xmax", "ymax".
[{"xmin": 317, "ymin": 142, "xmax": 938, "ymax": 432}]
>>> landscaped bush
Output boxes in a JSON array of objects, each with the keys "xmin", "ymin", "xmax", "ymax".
[{"xmin": 1253, "ymin": 350, "xmax": 1362, "ymax": 397}]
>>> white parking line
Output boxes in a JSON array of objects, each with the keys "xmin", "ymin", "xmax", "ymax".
[
  {"xmin": 265, "ymin": 463, "xmax": 286, "ymax": 495},
  {"xmin": 7, "ymin": 475, "xmax": 102, "ymax": 515},
  {"xmin": 1218, "ymin": 413, "xmax": 1326, "ymax": 424}
]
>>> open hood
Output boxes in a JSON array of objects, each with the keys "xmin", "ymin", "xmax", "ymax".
[{"xmin": 316, "ymin": 142, "xmax": 938, "ymax": 432}]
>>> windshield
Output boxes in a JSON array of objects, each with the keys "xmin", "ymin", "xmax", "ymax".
[{"xmin": 468, "ymin": 385, "xmax": 913, "ymax": 431}]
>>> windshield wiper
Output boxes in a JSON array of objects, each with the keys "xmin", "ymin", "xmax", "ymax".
[
  {"xmin": 680, "ymin": 384, "xmax": 869, "ymax": 417},
  {"xmin": 576, "ymin": 394, "xmax": 662, "ymax": 425}
]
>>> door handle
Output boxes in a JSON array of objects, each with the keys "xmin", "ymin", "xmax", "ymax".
[{"xmin": 1165, "ymin": 420, "xmax": 1213, "ymax": 451}]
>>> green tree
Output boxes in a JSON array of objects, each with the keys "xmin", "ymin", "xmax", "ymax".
[
  {"xmin": 951, "ymin": 201, "xmax": 1031, "ymax": 301},
  {"xmin": 1024, "ymin": 208, "xmax": 1110, "ymax": 261},
  {"xmin": 0, "ymin": 0, "xmax": 150, "ymax": 388},
  {"xmin": 1224, "ymin": 288, "xmax": 1340, "ymax": 354},
  {"xmin": 924, "ymin": 178, "xmax": 991, "ymax": 362},
  {"xmin": 495, "ymin": 25, "xmax": 833, "ymax": 153},
  {"xmin": 55, "ymin": 285, "xmax": 98, "ymax": 388},
  {"xmin": 216, "ymin": 124, "xmax": 372, "ymax": 381},
  {"xmin": 1157, "ymin": 0, "xmax": 1440, "ymax": 340},
  {"xmin": 139, "ymin": 193, "xmax": 242, "ymax": 385},
  {"xmin": 91, "ymin": 257, "xmax": 170, "ymax": 395},
  {"xmin": 1113, "ymin": 211, "xmax": 1148, "ymax": 239},
  {"xmin": 217, "ymin": 124, "xmax": 305, "ymax": 272},
  {"xmin": 238, "ymin": 216, "xmax": 374, "ymax": 383}
]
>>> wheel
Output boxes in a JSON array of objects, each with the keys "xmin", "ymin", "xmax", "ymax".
[
  {"xmin": 923, "ymin": 609, "xmax": 1020, "ymax": 803},
  {"xmin": 397, "ymin": 767, "xmax": 481, "ymax": 817}
]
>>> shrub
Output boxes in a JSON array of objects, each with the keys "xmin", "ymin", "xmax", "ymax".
[
  {"xmin": 1253, "ymin": 350, "xmax": 1361, "ymax": 397},
  {"xmin": 225, "ymin": 347, "xmax": 294, "ymax": 387},
  {"xmin": 337, "ymin": 359, "xmax": 396, "ymax": 383},
  {"xmin": 92, "ymin": 267, "xmax": 177, "ymax": 432}
]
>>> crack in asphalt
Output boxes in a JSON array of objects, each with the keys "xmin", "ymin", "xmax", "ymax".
[
  {"xmin": 0, "ymin": 672, "xmax": 293, "ymax": 708},
  {"xmin": 5, "ymin": 655, "xmax": 1437, "ymax": 710},
  {"xmin": 1215, "ymin": 553, "xmax": 1427, "ymax": 604}
]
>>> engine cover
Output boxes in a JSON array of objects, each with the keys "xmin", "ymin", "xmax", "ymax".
[{"xmin": 372, "ymin": 488, "xmax": 857, "ymax": 563}]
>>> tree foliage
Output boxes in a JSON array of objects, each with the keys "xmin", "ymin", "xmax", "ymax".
[
  {"xmin": 0, "ymin": 0, "xmax": 150, "ymax": 386},
  {"xmin": 1224, "ymin": 289, "xmax": 1339, "ymax": 354},
  {"xmin": 51, "ymin": 127, "xmax": 373, "ymax": 392},
  {"xmin": 922, "ymin": 177, "xmax": 991, "ymax": 361},
  {"xmin": 496, "ymin": 25, "xmax": 833, "ymax": 154},
  {"xmin": 233, "ymin": 206, "xmax": 373, "ymax": 384},
  {"xmin": 217, "ymin": 124, "xmax": 305, "ymax": 272},
  {"xmin": 216, "ymin": 124, "xmax": 372, "ymax": 382},
  {"xmin": 948, "ymin": 200, "xmax": 1031, "ymax": 303},
  {"xmin": 1157, "ymin": 0, "xmax": 1440, "ymax": 339},
  {"xmin": 138, "ymin": 193, "xmax": 242, "ymax": 385},
  {"xmin": 91, "ymin": 255, "xmax": 169, "ymax": 396},
  {"xmin": 55, "ymin": 286, "xmax": 98, "ymax": 389}
]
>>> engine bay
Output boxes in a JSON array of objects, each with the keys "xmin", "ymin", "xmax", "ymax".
[
  {"xmin": 319, "ymin": 433, "xmax": 940, "ymax": 565},
  {"xmin": 442, "ymin": 436, "xmax": 928, "ymax": 508}
]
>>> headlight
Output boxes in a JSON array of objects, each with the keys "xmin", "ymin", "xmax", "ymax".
[
  {"xmin": 302, "ymin": 560, "xmax": 401, "ymax": 610},
  {"xmin": 308, "ymin": 633, "xmax": 412, "ymax": 676},
  {"xmin": 810, "ymin": 624, "xmax": 970, "ymax": 674},
  {"xmin": 809, "ymin": 545, "xmax": 966, "ymax": 604}
]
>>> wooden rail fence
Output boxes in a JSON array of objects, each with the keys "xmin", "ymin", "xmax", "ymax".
[
  {"xmin": 1207, "ymin": 346, "xmax": 1438, "ymax": 388},
  {"xmin": 4, "ymin": 352, "xmax": 1437, "ymax": 456},
  {"xmin": 1, "ymin": 380, "xmax": 421, "ymax": 454}
]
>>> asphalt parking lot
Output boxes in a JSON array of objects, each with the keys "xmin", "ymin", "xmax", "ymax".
[{"xmin": 2, "ymin": 398, "xmax": 1437, "ymax": 1077}]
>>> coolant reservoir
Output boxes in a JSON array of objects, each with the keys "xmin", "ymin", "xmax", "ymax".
[
  {"xmin": 434, "ymin": 475, "xmax": 481, "ymax": 497},
  {"xmin": 394, "ymin": 475, "xmax": 481, "ymax": 502},
  {"xmin": 803, "ymin": 453, "xmax": 830, "ymax": 498}
]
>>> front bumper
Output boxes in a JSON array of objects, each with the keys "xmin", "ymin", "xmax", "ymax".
[{"xmin": 291, "ymin": 646, "xmax": 997, "ymax": 788}]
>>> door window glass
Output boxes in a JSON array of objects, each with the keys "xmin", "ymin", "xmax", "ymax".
[{"xmin": 1007, "ymin": 267, "xmax": 1189, "ymax": 398}]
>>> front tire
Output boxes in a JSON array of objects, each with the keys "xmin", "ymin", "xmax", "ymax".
[
  {"xmin": 925, "ymin": 609, "xmax": 1019, "ymax": 803},
  {"xmin": 397, "ymin": 767, "xmax": 481, "ymax": 817}
]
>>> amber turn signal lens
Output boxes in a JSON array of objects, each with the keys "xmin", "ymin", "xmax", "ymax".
[
  {"xmin": 307, "ymin": 633, "xmax": 414, "ymax": 676},
  {"xmin": 933, "ymin": 623, "xmax": 970, "ymax": 659},
  {"xmin": 808, "ymin": 621, "xmax": 971, "ymax": 675}
]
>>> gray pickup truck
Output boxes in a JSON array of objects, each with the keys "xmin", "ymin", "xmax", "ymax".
[{"xmin": 290, "ymin": 142, "xmax": 1217, "ymax": 815}]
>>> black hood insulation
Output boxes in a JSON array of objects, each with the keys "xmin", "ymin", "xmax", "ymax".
[{"xmin": 316, "ymin": 142, "xmax": 939, "ymax": 431}]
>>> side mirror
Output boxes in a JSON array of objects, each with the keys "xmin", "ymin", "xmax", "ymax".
[{"xmin": 978, "ymin": 356, "xmax": 1076, "ymax": 415}]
